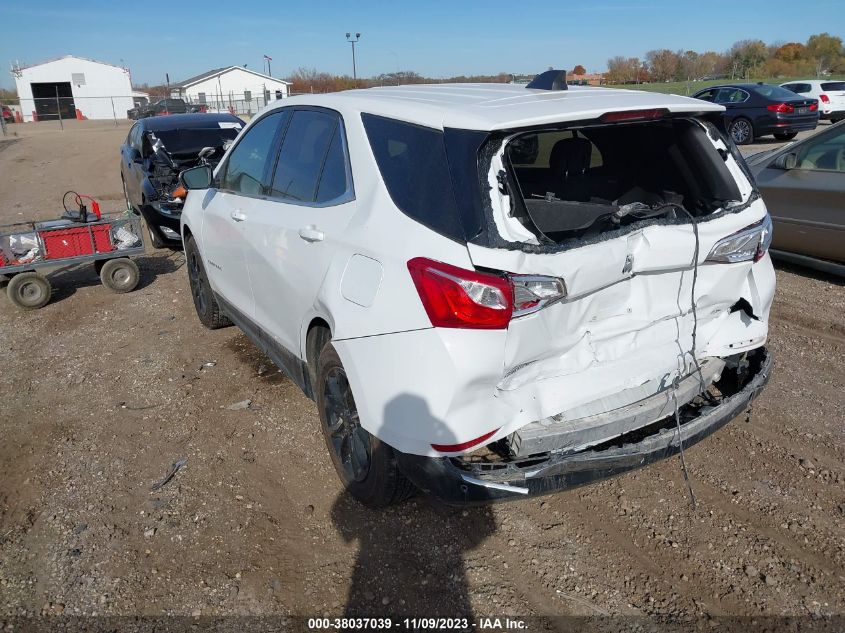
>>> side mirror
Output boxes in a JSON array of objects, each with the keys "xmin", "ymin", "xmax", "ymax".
[
  {"xmin": 773, "ymin": 152, "xmax": 797, "ymax": 169},
  {"xmin": 180, "ymin": 164, "xmax": 213, "ymax": 190}
]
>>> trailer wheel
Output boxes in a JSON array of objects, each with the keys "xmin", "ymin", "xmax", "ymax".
[
  {"xmin": 100, "ymin": 258, "xmax": 139, "ymax": 293},
  {"xmin": 7, "ymin": 272, "xmax": 51, "ymax": 310}
]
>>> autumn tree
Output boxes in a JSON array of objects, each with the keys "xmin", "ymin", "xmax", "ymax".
[
  {"xmin": 698, "ymin": 51, "xmax": 727, "ymax": 78},
  {"xmin": 572, "ymin": 64, "xmax": 586, "ymax": 75},
  {"xmin": 774, "ymin": 42, "xmax": 806, "ymax": 63},
  {"xmin": 645, "ymin": 49, "xmax": 678, "ymax": 82},
  {"xmin": 728, "ymin": 39, "xmax": 768, "ymax": 79},
  {"xmin": 806, "ymin": 32, "xmax": 845, "ymax": 73},
  {"xmin": 606, "ymin": 56, "xmax": 643, "ymax": 84}
]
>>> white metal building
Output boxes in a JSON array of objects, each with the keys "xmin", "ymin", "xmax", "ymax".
[
  {"xmin": 11, "ymin": 55, "xmax": 134, "ymax": 122},
  {"xmin": 170, "ymin": 66, "xmax": 291, "ymax": 115}
]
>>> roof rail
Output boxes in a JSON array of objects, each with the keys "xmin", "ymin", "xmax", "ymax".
[{"xmin": 526, "ymin": 69, "xmax": 568, "ymax": 91}]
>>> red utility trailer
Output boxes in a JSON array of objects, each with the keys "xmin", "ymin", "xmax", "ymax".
[{"xmin": 1, "ymin": 193, "xmax": 145, "ymax": 310}]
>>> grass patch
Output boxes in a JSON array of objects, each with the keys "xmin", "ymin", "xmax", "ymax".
[{"xmin": 607, "ymin": 76, "xmax": 845, "ymax": 96}]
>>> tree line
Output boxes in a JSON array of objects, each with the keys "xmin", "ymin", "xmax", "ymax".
[
  {"xmin": 285, "ymin": 68, "xmax": 515, "ymax": 93},
  {"xmin": 606, "ymin": 32, "xmax": 844, "ymax": 84},
  {"xmin": 117, "ymin": 30, "xmax": 845, "ymax": 98}
]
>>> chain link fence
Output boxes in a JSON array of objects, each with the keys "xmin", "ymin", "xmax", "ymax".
[
  {"xmin": 0, "ymin": 92, "xmax": 306, "ymax": 135},
  {"xmin": 0, "ymin": 95, "xmax": 138, "ymax": 134},
  {"xmin": 182, "ymin": 89, "xmax": 294, "ymax": 117}
]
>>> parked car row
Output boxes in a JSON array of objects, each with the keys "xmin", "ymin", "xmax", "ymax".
[
  {"xmin": 691, "ymin": 82, "xmax": 819, "ymax": 144},
  {"xmin": 690, "ymin": 79, "xmax": 845, "ymax": 145},
  {"xmin": 779, "ymin": 80, "xmax": 845, "ymax": 123},
  {"xmin": 127, "ymin": 98, "xmax": 208, "ymax": 120}
]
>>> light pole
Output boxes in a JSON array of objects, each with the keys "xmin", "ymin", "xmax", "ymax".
[{"xmin": 346, "ymin": 32, "xmax": 361, "ymax": 80}]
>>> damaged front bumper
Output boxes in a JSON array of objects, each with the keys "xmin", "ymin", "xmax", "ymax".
[{"xmin": 395, "ymin": 348, "xmax": 772, "ymax": 505}]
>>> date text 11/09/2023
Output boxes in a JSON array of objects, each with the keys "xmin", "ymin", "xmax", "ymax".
[{"xmin": 307, "ymin": 617, "xmax": 528, "ymax": 630}]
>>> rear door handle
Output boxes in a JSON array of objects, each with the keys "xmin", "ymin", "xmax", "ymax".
[
  {"xmin": 230, "ymin": 210, "xmax": 246, "ymax": 222},
  {"xmin": 298, "ymin": 226, "xmax": 324, "ymax": 242}
]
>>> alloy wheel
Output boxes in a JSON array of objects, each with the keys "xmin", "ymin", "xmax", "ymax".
[
  {"xmin": 187, "ymin": 249, "xmax": 207, "ymax": 316},
  {"xmin": 731, "ymin": 120, "xmax": 752, "ymax": 144},
  {"xmin": 322, "ymin": 367, "xmax": 371, "ymax": 482}
]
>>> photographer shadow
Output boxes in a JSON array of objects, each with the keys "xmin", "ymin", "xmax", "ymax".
[{"xmin": 331, "ymin": 393, "xmax": 498, "ymax": 619}]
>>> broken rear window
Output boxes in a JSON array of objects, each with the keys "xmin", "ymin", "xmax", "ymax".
[{"xmin": 502, "ymin": 118, "xmax": 742, "ymax": 243}]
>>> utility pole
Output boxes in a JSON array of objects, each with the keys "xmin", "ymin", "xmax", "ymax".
[{"xmin": 346, "ymin": 32, "xmax": 361, "ymax": 80}]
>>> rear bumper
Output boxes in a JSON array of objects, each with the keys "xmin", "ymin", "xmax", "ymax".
[
  {"xmin": 820, "ymin": 109, "xmax": 845, "ymax": 120},
  {"xmin": 395, "ymin": 348, "xmax": 772, "ymax": 505},
  {"xmin": 758, "ymin": 112, "xmax": 818, "ymax": 135}
]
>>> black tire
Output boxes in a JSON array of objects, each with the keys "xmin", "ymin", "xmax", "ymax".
[
  {"xmin": 316, "ymin": 342, "xmax": 416, "ymax": 507},
  {"xmin": 121, "ymin": 176, "xmax": 132, "ymax": 213},
  {"xmin": 144, "ymin": 217, "xmax": 165, "ymax": 249},
  {"xmin": 94, "ymin": 260, "xmax": 105, "ymax": 276},
  {"xmin": 773, "ymin": 131, "xmax": 797, "ymax": 141},
  {"xmin": 729, "ymin": 117, "xmax": 754, "ymax": 145},
  {"xmin": 99, "ymin": 258, "xmax": 139, "ymax": 293},
  {"xmin": 184, "ymin": 234, "xmax": 231, "ymax": 329},
  {"xmin": 6, "ymin": 272, "xmax": 51, "ymax": 310}
]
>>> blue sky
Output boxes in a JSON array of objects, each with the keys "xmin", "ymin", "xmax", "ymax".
[{"xmin": 0, "ymin": 0, "xmax": 842, "ymax": 89}]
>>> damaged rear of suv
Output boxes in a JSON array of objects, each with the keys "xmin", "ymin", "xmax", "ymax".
[{"xmin": 180, "ymin": 72, "xmax": 774, "ymax": 506}]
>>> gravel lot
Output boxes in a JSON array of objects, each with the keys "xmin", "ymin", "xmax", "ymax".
[{"xmin": 0, "ymin": 120, "xmax": 843, "ymax": 629}]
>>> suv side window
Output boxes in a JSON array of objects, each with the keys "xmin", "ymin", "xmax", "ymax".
[
  {"xmin": 269, "ymin": 109, "xmax": 343, "ymax": 203},
  {"xmin": 695, "ymin": 89, "xmax": 717, "ymax": 102},
  {"xmin": 716, "ymin": 88, "xmax": 748, "ymax": 104},
  {"xmin": 362, "ymin": 113, "xmax": 462, "ymax": 241},
  {"xmin": 219, "ymin": 111, "xmax": 285, "ymax": 196},
  {"xmin": 315, "ymin": 129, "xmax": 350, "ymax": 203}
]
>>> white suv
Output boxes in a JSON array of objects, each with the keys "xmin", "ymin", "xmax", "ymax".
[
  {"xmin": 179, "ymin": 71, "xmax": 774, "ymax": 507},
  {"xmin": 780, "ymin": 80, "xmax": 845, "ymax": 123}
]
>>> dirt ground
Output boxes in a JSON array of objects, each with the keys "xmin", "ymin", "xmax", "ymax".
[{"xmin": 0, "ymin": 120, "xmax": 843, "ymax": 630}]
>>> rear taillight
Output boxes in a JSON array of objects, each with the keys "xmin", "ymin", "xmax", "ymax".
[
  {"xmin": 767, "ymin": 103, "xmax": 794, "ymax": 114},
  {"xmin": 431, "ymin": 428, "xmax": 499, "ymax": 453},
  {"xmin": 511, "ymin": 275, "xmax": 567, "ymax": 317},
  {"xmin": 407, "ymin": 258, "xmax": 567, "ymax": 329},
  {"xmin": 809, "ymin": 102, "xmax": 818, "ymax": 111},
  {"xmin": 407, "ymin": 258, "xmax": 512, "ymax": 329},
  {"xmin": 820, "ymin": 94, "xmax": 830, "ymax": 103},
  {"xmin": 706, "ymin": 215, "xmax": 773, "ymax": 264}
]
